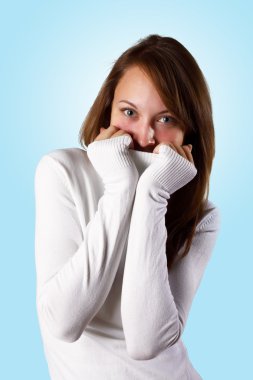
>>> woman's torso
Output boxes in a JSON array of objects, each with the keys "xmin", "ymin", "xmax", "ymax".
[{"xmin": 37, "ymin": 147, "xmax": 205, "ymax": 380}]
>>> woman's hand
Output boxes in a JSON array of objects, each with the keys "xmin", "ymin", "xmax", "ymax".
[
  {"xmin": 87, "ymin": 125, "xmax": 138, "ymax": 185},
  {"xmin": 95, "ymin": 125, "xmax": 134, "ymax": 149},
  {"xmin": 153, "ymin": 142, "xmax": 194, "ymax": 165},
  {"xmin": 136, "ymin": 142, "xmax": 197, "ymax": 197}
]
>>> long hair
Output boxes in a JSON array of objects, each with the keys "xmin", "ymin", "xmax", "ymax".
[{"xmin": 78, "ymin": 34, "xmax": 215, "ymax": 271}]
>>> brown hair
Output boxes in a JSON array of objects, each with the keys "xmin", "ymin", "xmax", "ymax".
[{"xmin": 78, "ymin": 34, "xmax": 215, "ymax": 271}]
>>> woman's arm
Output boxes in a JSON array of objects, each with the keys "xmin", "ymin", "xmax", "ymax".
[
  {"xmin": 121, "ymin": 144, "xmax": 220, "ymax": 360},
  {"xmin": 35, "ymin": 135, "xmax": 138, "ymax": 343}
]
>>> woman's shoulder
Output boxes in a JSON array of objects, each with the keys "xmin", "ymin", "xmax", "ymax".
[
  {"xmin": 35, "ymin": 147, "xmax": 90, "ymax": 174},
  {"xmin": 37, "ymin": 147, "xmax": 88, "ymax": 167},
  {"xmin": 195, "ymin": 199, "xmax": 221, "ymax": 233},
  {"xmin": 34, "ymin": 147, "xmax": 92, "ymax": 188}
]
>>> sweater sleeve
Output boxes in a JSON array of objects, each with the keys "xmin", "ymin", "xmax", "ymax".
[
  {"xmin": 121, "ymin": 145, "xmax": 221, "ymax": 360},
  {"xmin": 35, "ymin": 135, "xmax": 139, "ymax": 343}
]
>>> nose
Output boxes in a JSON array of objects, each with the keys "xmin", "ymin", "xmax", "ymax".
[{"xmin": 132, "ymin": 121, "xmax": 156, "ymax": 149}]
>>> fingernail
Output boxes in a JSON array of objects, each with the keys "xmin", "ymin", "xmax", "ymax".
[{"xmin": 188, "ymin": 144, "xmax": 192, "ymax": 151}]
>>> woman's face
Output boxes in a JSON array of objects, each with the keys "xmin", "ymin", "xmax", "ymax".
[{"xmin": 110, "ymin": 65, "xmax": 185, "ymax": 153}]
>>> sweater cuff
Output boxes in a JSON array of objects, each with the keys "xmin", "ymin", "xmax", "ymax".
[
  {"xmin": 87, "ymin": 135, "xmax": 133, "ymax": 169},
  {"xmin": 87, "ymin": 135, "xmax": 138, "ymax": 184},
  {"xmin": 147, "ymin": 144, "xmax": 197, "ymax": 195}
]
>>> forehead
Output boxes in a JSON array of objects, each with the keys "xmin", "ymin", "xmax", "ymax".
[
  {"xmin": 115, "ymin": 66, "xmax": 152, "ymax": 92},
  {"xmin": 114, "ymin": 65, "xmax": 166, "ymax": 108}
]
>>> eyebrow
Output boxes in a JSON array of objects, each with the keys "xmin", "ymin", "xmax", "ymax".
[{"xmin": 118, "ymin": 100, "xmax": 170, "ymax": 115}]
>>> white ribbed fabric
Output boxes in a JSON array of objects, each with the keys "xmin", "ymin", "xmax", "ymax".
[
  {"xmin": 145, "ymin": 144, "xmax": 197, "ymax": 196},
  {"xmin": 121, "ymin": 144, "xmax": 198, "ymax": 360},
  {"xmin": 87, "ymin": 135, "xmax": 138, "ymax": 182},
  {"xmin": 34, "ymin": 135, "xmax": 221, "ymax": 380}
]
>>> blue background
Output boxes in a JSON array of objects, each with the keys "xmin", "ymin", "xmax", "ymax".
[{"xmin": 1, "ymin": 1, "xmax": 252, "ymax": 379}]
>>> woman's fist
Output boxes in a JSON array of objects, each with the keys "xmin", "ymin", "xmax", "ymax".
[
  {"xmin": 153, "ymin": 142, "xmax": 195, "ymax": 165},
  {"xmin": 95, "ymin": 125, "xmax": 134, "ymax": 149}
]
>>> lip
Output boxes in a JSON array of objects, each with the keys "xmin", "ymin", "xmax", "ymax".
[{"xmin": 133, "ymin": 141, "xmax": 156, "ymax": 153}]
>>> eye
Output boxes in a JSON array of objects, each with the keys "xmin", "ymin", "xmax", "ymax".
[
  {"xmin": 158, "ymin": 115, "xmax": 177, "ymax": 124},
  {"xmin": 120, "ymin": 108, "xmax": 136, "ymax": 117}
]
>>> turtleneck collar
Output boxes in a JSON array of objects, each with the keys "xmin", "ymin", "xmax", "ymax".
[
  {"xmin": 129, "ymin": 148, "xmax": 158, "ymax": 176},
  {"xmin": 82, "ymin": 144, "xmax": 158, "ymax": 176}
]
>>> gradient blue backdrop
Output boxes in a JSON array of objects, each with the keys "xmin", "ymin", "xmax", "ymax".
[{"xmin": 1, "ymin": 1, "xmax": 252, "ymax": 379}]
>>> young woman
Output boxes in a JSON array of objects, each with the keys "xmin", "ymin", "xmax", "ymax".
[{"xmin": 35, "ymin": 34, "xmax": 221, "ymax": 379}]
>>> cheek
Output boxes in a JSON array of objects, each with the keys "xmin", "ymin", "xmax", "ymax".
[
  {"xmin": 156, "ymin": 128, "xmax": 184, "ymax": 145},
  {"xmin": 110, "ymin": 111, "xmax": 134, "ymax": 133}
]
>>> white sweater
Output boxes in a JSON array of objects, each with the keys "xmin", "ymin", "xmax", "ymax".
[{"xmin": 34, "ymin": 135, "xmax": 221, "ymax": 380}]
